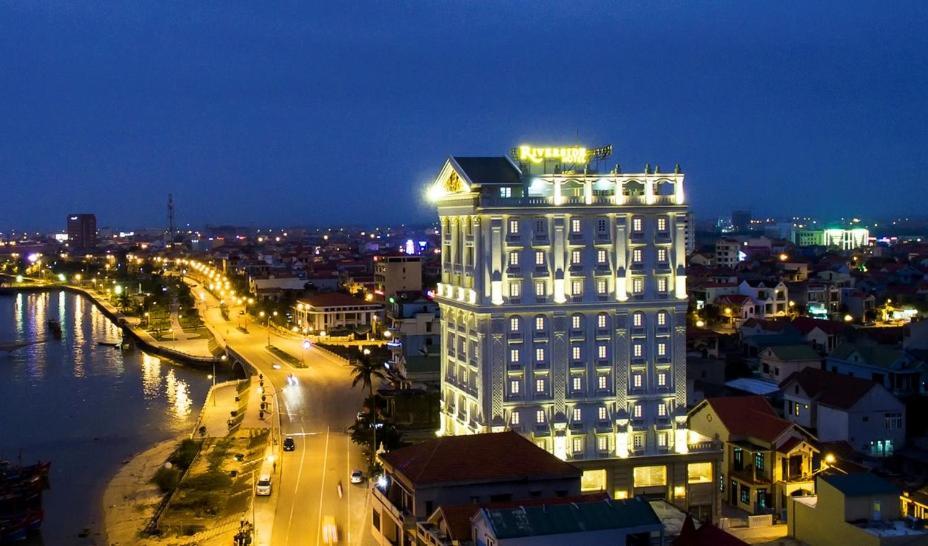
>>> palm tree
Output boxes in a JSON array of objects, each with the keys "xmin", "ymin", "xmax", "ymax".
[{"xmin": 349, "ymin": 352, "xmax": 387, "ymax": 468}]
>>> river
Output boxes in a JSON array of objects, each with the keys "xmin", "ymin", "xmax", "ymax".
[{"xmin": 0, "ymin": 290, "xmax": 213, "ymax": 544}]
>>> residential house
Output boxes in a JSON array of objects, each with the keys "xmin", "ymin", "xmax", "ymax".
[
  {"xmin": 715, "ymin": 294, "xmax": 754, "ymax": 328},
  {"xmin": 791, "ymin": 316, "xmax": 850, "ymax": 353},
  {"xmin": 371, "ymin": 432, "xmax": 582, "ymax": 546},
  {"xmin": 780, "ymin": 368, "xmax": 906, "ymax": 457},
  {"xmin": 247, "ymin": 276, "xmax": 307, "ymax": 302},
  {"xmin": 737, "ymin": 280, "xmax": 789, "ymax": 318},
  {"xmin": 826, "ymin": 340, "xmax": 926, "ymax": 396},
  {"xmin": 758, "ymin": 344, "xmax": 822, "ymax": 382},
  {"xmin": 788, "ymin": 474, "xmax": 928, "ymax": 546},
  {"xmin": 689, "ymin": 396, "xmax": 820, "ymax": 519}
]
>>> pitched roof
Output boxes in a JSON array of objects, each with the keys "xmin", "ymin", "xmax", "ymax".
[
  {"xmin": 673, "ymin": 514, "xmax": 749, "ymax": 546},
  {"xmin": 829, "ymin": 341, "xmax": 905, "ymax": 369},
  {"xmin": 704, "ymin": 396, "xmax": 793, "ymax": 443},
  {"xmin": 780, "ymin": 367, "xmax": 878, "ymax": 410},
  {"xmin": 381, "ymin": 431, "xmax": 581, "ymax": 487},
  {"xmin": 480, "ymin": 498, "xmax": 660, "ymax": 539},
  {"xmin": 821, "ymin": 473, "xmax": 899, "ymax": 497},
  {"xmin": 791, "ymin": 316, "xmax": 849, "ymax": 336},
  {"xmin": 452, "ymin": 156, "xmax": 522, "ymax": 186},
  {"xmin": 764, "ymin": 344, "xmax": 821, "ymax": 362}
]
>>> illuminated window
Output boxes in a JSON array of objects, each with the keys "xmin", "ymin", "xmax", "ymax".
[
  {"xmin": 633, "ymin": 434, "xmax": 643, "ymax": 449},
  {"xmin": 508, "ymin": 218, "xmax": 519, "ymax": 234},
  {"xmin": 596, "ymin": 279, "xmax": 607, "ymax": 295},
  {"xmin": 509, "ymin": 380, "xmax": 520, "ymax": 395},
  {"xmin": 633, "ymin": 312, "xmax": 643, "ymax": 327},
  {"xmin": 582, "ymin": 469, "xmax": 606, "ymax": 492},
  {"xmin": 597, "ymin": 435, "xmax": 609, "ymax": 452},
  {"xmin": 633, "ymin": 343, "xmax": 643, "ymax": 358},
  {"xmin": 572, "ymin": 346, "xmax": 581, "ymax": 360},
  {"xmin": 573, "ymin": 437, "xmax": 584, "ymax": 453},
  {"xmin": 657, "ymin": 248, "xmax": 667, "ymax": 262},
  {"xmin": 597, "ymin": 344, "xmax": 607, "ymax": 359},
  {"xmin": 657, "ymin": 217, "xmax": 667, "ymax": 231},
  {"xmin": 535, "ymin": 281, "xmax": 545, "ymax": 297},
  {"xmin": 572, "ymin": 376, "xmax": 582, "ymax": 392},
  {"xmin": 535, "ymin": 378, "xmax": 545, "ymax": 393},
  {"xmin": 687, "ymin": 463, "xmax": 713, "ymax": 483},
  {"xmin": 572, "ymin": 407, "xmax": 581, "ymax": 421},
  {"xmin": 571, "ymin": 218, "xmax": 581, "ymax": 233},
  {"xmin": 509, "ymin": 349, "xmax": 520, "ymax": 363},
  {"xmin": 509, "ymin": 282, "xmax": 521, "ymax": 298},
  {"xmin": 632, "ymin": 248, "xmax": 643, "ymax": 263},
  {"xmin": 571, "ymin": 279, "xmax": 583, "ymax": 296},
  {"xmin": 572, "ymin": 314, "xmax": 582, "ymax": 329},
  {"xmin": 510, "ymin": 317, "xmax": 520, "ymax": 331},
  {"xmin": 511, "ymin": 412, "xmax": 520, "ymax": 425},
  {"xmin": 597, "ymin": 313, "xmax": 607, "ymax": 328},
  {"xmin": 657, "ymin": 342, "xmax": 667, "ymax": 356},
  {"xmin": 536, "ymin": 410, "xmax": 545, "ymax": 424},
  {"xmin": 535, "ymin": 250, "xmax": 545, "ymax": 266},
  {"xmin": 597, "ymin": 249, "xmax": 607, "ymax": 264},
  {"xmin": 632, "ymin": 217, "xmax": 643, "ymax": 232},
  {"xmin": 633, "ymin": 404, "xmax": 643, "ymax": 418},
  {"xmin": 598, "ymin": 375, "xmax": 607, "ymax": 390},
  {"xmin": 509, "ymin": 251, "xmax": 519, "ymax": 266},
  {"xmin": 632, "ymin": 373, "xmax": 642, "ymax": 388},
  {"xmin": 500, "ymin": 187, "xmax": 511, "ymax": 198},
  {"xmin": 633, "ymin": 278, "xmax": 644, "ymax": 294},
  {"xmin": 535, "ymin": 316, "xmax": 545, "ymax": 330},
  {"xmin": 657, "ymin": 311, "xmax": 667, "ymax": 326},
  {"xmin": 657, "ymin": 371, "xmax": 667, "ymax": 386},
  {"xmin": 571, "ymin": 250, "xmax": 582, "ymax": 264},
  {"xmin": 658, "ymin": 402, "xmax": 666, "ymax": 417},
  {"xmin": 658, "ymin": 432, "xmax": 667, "ymax": 447},
  {"xmin": 657, "ymin": 277, "xmax": 668, "ymax": 293},
  {"xmin": 634, "ymin": 465, "xmax": 667, "ymax": 487},
  {"xmin": 598, "ymin": 406, "xmax": 607, "ymax": 421}
]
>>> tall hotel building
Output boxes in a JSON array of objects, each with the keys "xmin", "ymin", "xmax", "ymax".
[{"xmin": 429, "ymin": 145, "xmax": 720, "ymax": 520}]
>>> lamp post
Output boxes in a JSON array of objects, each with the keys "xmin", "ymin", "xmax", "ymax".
[{"xmin": 301, "ymin": 339, "xmax": 310, "ymax": 367}]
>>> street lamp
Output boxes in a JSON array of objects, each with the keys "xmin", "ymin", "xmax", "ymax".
[{"xmin": 301, "ymin": 339, "xmax": 310, "ymax": 366}]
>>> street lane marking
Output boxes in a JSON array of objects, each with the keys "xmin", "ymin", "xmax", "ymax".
[
  {"xmin": 315, "ymin": 426, "xmax": 330, "ymax": 546},
  {"xmin": 284, "ymin": 418, "xmax": 306, "ymax": 546},
  {"xmin": 346, "ymin": 434, "xmax": 351, "ymax": 546}
]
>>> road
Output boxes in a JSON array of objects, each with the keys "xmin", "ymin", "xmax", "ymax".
[{"xmin": 189, "ymin": 276, "xmax": 372, "ymax": 546}]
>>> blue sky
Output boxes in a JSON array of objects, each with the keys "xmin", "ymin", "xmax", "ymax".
[{"xmin": 1, "ymin": 1, "xmax": 926, "ymax": 230}]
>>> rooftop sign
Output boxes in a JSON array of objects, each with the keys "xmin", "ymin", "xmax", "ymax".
[{"xmin": 514, "ymin": 144, "xmax": 613, "ymax": 165}]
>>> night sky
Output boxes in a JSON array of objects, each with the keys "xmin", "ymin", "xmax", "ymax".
[{"xmin": 1, "ymin": 1, "xmax": 926, "ymax": 231}]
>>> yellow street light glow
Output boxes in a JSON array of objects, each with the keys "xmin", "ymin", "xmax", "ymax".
[
  {"xmin": 844, "ymin": 314, "xmax": 853, "ymax": 322},
  {"xmin": 426, "ymin": 183, "xmax": 447, "ymax": 203},
  {"xmin": 824, "ymin": 453, "xmax": 836, "ymax": 466}
]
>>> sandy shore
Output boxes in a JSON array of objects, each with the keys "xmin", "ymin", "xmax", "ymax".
[{"xmin": 101, "ymin": 438, "xmax": 179, "ymax": 546}]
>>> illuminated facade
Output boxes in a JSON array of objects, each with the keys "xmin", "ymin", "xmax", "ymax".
[
  {"xmin": 794, "ymin": 228, "xmax": 869, "ymax": 250},
  {"xmin": 429, "ymin": 147, "xmax": 720, "ymax": 519}
]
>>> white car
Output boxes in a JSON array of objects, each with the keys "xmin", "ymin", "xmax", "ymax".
[
  {"xmin": 350, "ymin": 470, "xmax": 363, "ymax": 484},
  {"xmin": 271, "ymin": 363, "xmax": 282, "ymax": 370},
  {"xmin": 255, "ymin": 474, "xmax": 272, "ymax": 496}
]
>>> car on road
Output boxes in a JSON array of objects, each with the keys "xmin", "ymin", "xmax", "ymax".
[
  {"xmin": 271, "ymin": 363, "xmax": 282, "ymax": 370},
  {"xmin": 286, "ymin": 373, "xmax": 297, "ymax": 386},
  {"xmin": 322, "ymin": 515, "xmax": 338, "ymax": 544},
  {"xmin": 255, "ymin": 473, "xmax": 272, "ymax": 496},
  {"xmin": 350, "ymin": 470, "xmax": 363, "ymax": 484},
  {"xmin": 283, "ymin": 437, "xmax": 295, "ymax": 452}
]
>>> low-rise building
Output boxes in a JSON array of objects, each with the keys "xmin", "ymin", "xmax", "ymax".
[
  {"xmin": 757, "ymin": 344, "xmax": 821, "ymax": 382},
  {"xmin": 374, "ymin": 254, "xmax": 422, "ymax": 298},
  {"xmin": 292, "ymin": 292, "xmax": 383, "ymax": 334},
  {"xmin": 788, "ymin": 474, "xmax": 927, "ymax": 546},
  {"xmin": 737, "ymin": 280, "xmax": 788, "ymax": 318},
  {"xmin": 248, "ymin": 276, "xmax": 307, "ymax": 301},
  {"xmin": 716, "ymin": 238, "xmax": 742, "ymax": 269},
  {"xmin": 780, "ymin": 368, "xmax": 906, "ymax": 457},
  {"xmin": 689, "ymin": 396, "xmax": 820, "ymax": 519},
  {"xmin": 826, "ymin": 340, "xmax": 926, "ymax": 397}
]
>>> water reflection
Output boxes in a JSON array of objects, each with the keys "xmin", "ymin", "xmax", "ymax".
[
  {"xmin": 165, "ymin": 368, "xmax": 193, "ymax": 427},
  {"xmin": 141, "ymin": 352, "xmax": 162, "ymax": 399}
]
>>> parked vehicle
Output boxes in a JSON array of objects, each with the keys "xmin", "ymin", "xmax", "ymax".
[
  {"xmin": 350, "ymin": 470, "xmax": 363, "ymax": 484},
  {"xmin": 255, "ymin": 474, "xmax": 272, "ymax": 496},
  {"xmin": 283, "ymin": 437, "xmax": 295, "ymax": 452}
]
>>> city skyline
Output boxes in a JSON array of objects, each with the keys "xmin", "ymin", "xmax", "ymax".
[{"xmin": 2, "ymin": 2, "xmax": 927, "ymax": 231}]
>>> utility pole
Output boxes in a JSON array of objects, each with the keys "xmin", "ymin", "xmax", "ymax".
[{"xmin": 166, "ymin": 193, "xmax": 176, "ymax": 249}]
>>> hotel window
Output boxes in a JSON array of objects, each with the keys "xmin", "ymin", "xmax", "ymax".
[
  {"xmin": 632, "ymin": 217, "xmax": 643, "ymax": 232},
  {"xmin": 509, "ymin": 380, "xmax": 520, "ymax": 395},
  {"xmin": 633, "ymin": 434, "xmax": 643, "ymax": 449},
  {"xmin": 509, "ymin": 348, "xmax": 520, "ymax": 363},
  {"xmin": 657, "ymin": 248, "xmax": 667, "ymax": 262},
  {"xmin": 633, "ymin": 278, "xmax": 644, "ymax": 294},
  {"xmin": 511, "ymin": 411, "xmax": 520, "ymax": 425},
  {"xmin": 597, "ymin": 218, "xmax": 608, "ymax": 233},
  {"xmin": 632, "ymin": 373, "xmax": 643, "ymax": 388},
  {"xmin": 535, "ymin": 347, "xmax": 545, "ymax": 362},
  {"xmin": 508, "ymin": 218, "xmax": 519, "ymax": 234},
  {"xmin": 571, "ymin": 218, "xmax": 581, "ymax": 233},
  {"xmin": 572, "ymin": 346, "xmax": 581, "ymax": 360},
  {"xmin": 572, "ymin": 314, "xmax": 582, "ymax": 330},
  {"xmin": 632, "ymin": 312, "xmax": 643, "ymax": 327},
  {"xmin": 657, "ymin": 371, "xmax": 668, "ymax": 386},
  {"xmin": 535, "ymin": 281, "xmax": 545, "ymax": 297},
  {"xmin": 535, "ymin": 378, "xmax": 545, "ymax": 393},
  {"xmin": 509, "ymin": 282, "xmax": 521, "ymax": 298},
  {"xmin": 657, "ymin": 311, "xmax": 667, "ymax": 326},
  {"xmin": 597, "ymin": 435, "xmax": 609, "ymax": 452},
  {"xmin": 510, "ymin": 317, "xmax": 520, "ymax": 331},
  {"xmin": 572, "ymin": 408, "xmax": 582, "ymax": 421},
  {"xmin": 657, "ymin": 217, "xmax": 667, "ymax": 231},
  {"xmin": 596, "ymin": 249, "xmax": 607, "ymax": 264},
  {"xmin": 657, "ymin": 341, "xmax": 667, "ymax": 356},
  {"xmin": 658, "ymin": 432, "xmax": 667, "ymax": 447},
  {"xmin": 596, "ymin": 279, "xmax": 607, "ymax": 295},
  {"xmin": 633, "ymin": 404, "xmax": 643, "ymax": 418},
  {"xmin": 536, "ymin": 410, "xmax": 545, "ymax": 424},
  {"xmin": 633, "ymin": 343, "xmax": 643, "ymax": 358},
  {"xmin": 634, "ymin": 466, "xmax": 667, "ymax": 487},
  {"xmin": 687, "ymin": 463, "xmax": 713, "ymax": 484},
  {"xmin": 597, "ymin": 344, "xmax": 607, "ymax": 360},
  {"xmin": 535, "ymin": 316, "xmax": 545, "ymax": 331},
  {"xmin": 632, "ymin": 248, "xmax": 643, "ymax": 263},
  {"xmin": 754, "ymin": 453, "xmax": 765, "ymax": 472},
  {"xmin": 571, "ymin": 279, "xmax": 583, "ymax": 296},
  {"xmin": 657, "ymin": 402, "xmax": 666, "ymax": 417},
  {"xmin": 534, "ymin": 250, "xmax": 545, "ymax": 266},
  {"xmin": 597, "ymin": 313, "xmax": 607, "ymax": 329},
  {"xmin": 597, "ymin": 375, "xmax": 608, "ymax": 390},
  {"xmin": 571, "ymin": 249, "xmax": 582, "ymax": 265},
  {"xmin": 509, "ymin": 251, "xmax": 519, "ymax": 266},
  {"xmin": 534, "ymin": 219, "xmax": 546, "ymax": 234},
  {"xmin": 573, "ymin": 437, "xmax": 584, "ymax": 453},
  {"xmin": 657, "ymin": 277, "xmax": 668, "ymax": 293},
  {"xmin": 500, "ymin": 187, "xmax": 512, "ymax": 198},
  {"xmin": 572, "ymin": 376, "xmax": 582, "ymax": 392},
  {"xmin": 598, "ymin": 406, "xmax": 608, "ymax": 421}
]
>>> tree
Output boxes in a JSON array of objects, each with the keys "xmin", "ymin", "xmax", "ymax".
[{"xmin": 349, "ymin": 353, "xmax": 387, "ymax": 469}]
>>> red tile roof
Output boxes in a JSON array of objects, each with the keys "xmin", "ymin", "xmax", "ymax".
[
  {"xmin": 381, "ymin": 431, "xmax": 581, "ymax": 487},
  {"xmin": 779, "ymin": 367, "xmax": 877, "ymax": 410},
  {"xmin": 791, "ymin": 316, "xmax": 849, "ymax": 336},
  {"xmin": 705, "ymin": 396, "xmax": 793, "ymax": 443}
]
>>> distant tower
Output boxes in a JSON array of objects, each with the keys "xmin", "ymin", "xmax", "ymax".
[{"xmin": 166, "ymin": 193, "xmax": 176, "ymax": 246}]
